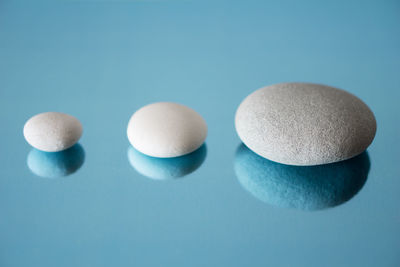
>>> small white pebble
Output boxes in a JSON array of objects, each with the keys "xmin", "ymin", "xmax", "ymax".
[
  {"xmin": 23, "ymin": 112, "xmax": 83, "ymax": 152},
  {"xmin": 127, "ymin": 102, "xmax": 207, "ymax": 158}
]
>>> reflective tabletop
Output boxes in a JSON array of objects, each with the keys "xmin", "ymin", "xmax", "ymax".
[{"xmin": 1, "ymin": 1, "xmax": 399, "ymax": 266}]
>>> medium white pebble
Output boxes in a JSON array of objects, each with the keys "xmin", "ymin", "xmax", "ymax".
[
  {"xmin": 23, "ymin": 112, "xmax": 83, "ymax": 152},
  {"xmin": 235, "ymin": 83, "xmax": 377, "ymax": 166},
  {"xmin": 127, "ymin": 102, "xmax": 207, "ymax": 158}
]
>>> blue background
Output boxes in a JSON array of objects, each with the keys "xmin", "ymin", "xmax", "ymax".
[{"xmin": 0, "ymin": 0, "xmax": 399, "ymax": 266}]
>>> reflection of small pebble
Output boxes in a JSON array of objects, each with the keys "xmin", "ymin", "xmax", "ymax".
[
  {"xmin": 23, "ymin": 112, "xmax": 83, "ymax": 152},
  {"xmin": 27, "ymin": 144, "xmax": 85, "ymax": 178},
  {"xmin": 235, "ymin": 83, "xmax": 377, "ymax": 166},
  {"xmin": 127, "ymin": 102, "xmax": 207, "ymax": 158}
]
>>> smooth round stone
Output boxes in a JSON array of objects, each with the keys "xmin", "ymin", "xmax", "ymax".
[
  {"xmin": 234, "ymin": 144, "xmax": 370, "ymax": 211},
  {"xmin": 27, "ymin": 144, "xmax": 85, "ymax": 178},
  {"xmin": 127, "ymin": 102, "xmax": 207, "ymax": 158},
  {"xmin": 23, "ymin": 112, "xmax": 83, "ymax": 152},
  {"xmin": 127, "ymin": 144, "xmax": 207, "ymax": 180},
  {"xmin": 235, "ymin": 83, "xmax": 377, "ymax": 165}
]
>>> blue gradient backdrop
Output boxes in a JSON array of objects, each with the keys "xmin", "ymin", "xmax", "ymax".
[{"xmin": 0, "ymin": 1, "xmax": 399, "ymax": 266}]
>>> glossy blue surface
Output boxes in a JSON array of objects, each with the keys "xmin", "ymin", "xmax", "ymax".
[{"xmin": 0, "ymin": 1, "xmax": 399, "ymax": 266}]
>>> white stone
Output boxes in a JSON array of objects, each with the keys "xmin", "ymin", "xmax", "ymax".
[
  {"xmin": 235, "ymin": 83, "xmax": 377, "ymax": 166},
  {"xmin": 23, "ymin": 112, "xmax": 83, "ymax": 152},
  {"xmin": 127, "ymin": 102, "xmax": 207, "ymax": 158}
]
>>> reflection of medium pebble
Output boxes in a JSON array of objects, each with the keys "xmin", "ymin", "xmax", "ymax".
[
  {"xmin": 24, "ymin": 112, "xmax": 83, "ymax": 152},
  {"xmin": 27, "ymin": 144, "xmax": 85, "ymax": 178},
  {"xmin": 235, "ymin": 83, "xmax": 377, "ymax": 166},
  {"xmin": 234, "ymin": 144, "xmax": 370, "ymax": 211},
  {"xmin": 127, "ymin": 102, "xmax": 207, "ymax": 158},
  {"xmin": 127, "ymin": 144, "xmax": 207, "ymax": 180}
]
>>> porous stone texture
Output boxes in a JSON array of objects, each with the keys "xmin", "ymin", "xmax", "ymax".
[
  {"xmin": 235, "ymin": 83, "xmax": 377, "ymax": 166},
  {"xmin": 234, "ymin": 144, "xmax": 370, "ymax": 211},
  {"xmin": 23, "ymin": 112, "xmax": 83, "ymax": 152},
  {"xmin": 127, "ymin": 102, "xmax": 207, "ymax": 158}
]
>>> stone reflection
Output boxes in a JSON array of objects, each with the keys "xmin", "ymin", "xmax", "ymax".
[
  {"xmin": 128, "ymin": 144, "xmax": 207, "ymax": 180},
  {"xmin": 234, "ymin": 144, "xmax": 370, "ymax": 211},
  {"xmin": 27, "ymin": 144, "xmax": 85, "ymax": 178}
]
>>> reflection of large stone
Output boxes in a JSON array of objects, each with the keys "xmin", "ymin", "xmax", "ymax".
[
  {"xmin": 128, "ymin": 144, "xmax": 207, "ymax": 180},
  {"xmin": 27, "ymin": 144, "xmax": 85, "ymax": 178},
  {"xmin": 234, "ymin": 144, "xmax": 370, "ymax": 211}
]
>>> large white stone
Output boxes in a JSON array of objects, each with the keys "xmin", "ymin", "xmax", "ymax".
[
  {"xmin": 23, "ymin": 112, "xmax": 83, "ymax": 152},
  {"xmin": 127, "ymin": 102, "xmax": 207, "ymax": 158},
  {"xmin": 235, "ymin": 83, "xmax": 377, "ymax": 166}
]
